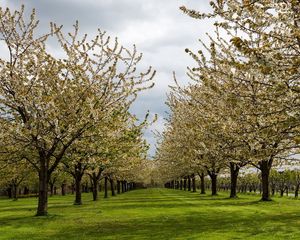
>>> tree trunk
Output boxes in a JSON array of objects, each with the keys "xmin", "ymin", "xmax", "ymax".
[
  {"xmin": 121, "ymin": 180, "xmax": 125, "ymax": 193},
  {"xmin": 36, "ymin": 165, "xmax": 49, "ymax": 216},
  {"xmin": 50, "ymin": 183, "xmax": 54, "ymax": 197},
  {"xmin": 200, "ymin": 173, "xmax": 206, "ymax": 194},
  {"xmin": 192, "ymin": 175, "xmax": 196, "ymax": 192},
  {"xmin": 74, "ymin": 175, "xmax": 83, "ymax": 205},
  {"xmin": 104, "ymin": 177, "xmax": 108, "ymax": 198},
  {"xmin": 12, "ymin": 183, "xmax": 18, "ymax": 201},
  {"xmin": 271, "ymin": 185, "xmax": 275, "ymax": 196},
  {"xmin": 24, "ymin": 186, "xmax": 29, "ymax": 195},
  {"xmin": 280, "ymin": 189, "xmax": 284, "ymax": 197},
  {"xmin": 91, "ymin": 174, "xmax": 98, "ymax": 201},
  {"xmin": 7, "ymin": 187, "xmax": 12, "ymax": 198},
  {"xmin": 260, "ymin": 160, "xmax": 272, "ymax": 201},
  {"xmin": 208, "ymin": 171, "xmax": 218, "ymax": 196},
  {"xmin": 180, "ymin": 180, "xmax": 183, "ymax": 190},
  {"xmin": 230, "ymin": 163, "xmax": 239, "ymax": 198},
  {"xmin": 117, "ymin": 180, "xmax": 121, "ymax": 194},
  {"xmin": 295, "ymin": 183, "xmax": 299, "ymax": 198},
  {"xmin": 110, "ymin": 178, "xmax": 116, "ymax": 196},
  {"xmin": 187, "ymin": 176, "xmax": 191, "ymax": 191},
  {"xmin": 124, "ymin": 181, "xmax": 127, "ymax": 192},
  {"xmin": 61, "ymin": 183, "xmax": 66, "ymax": 196},
  {"xmin": 183, "ymin": 178, "xmax": 187, "ymax": 191}
]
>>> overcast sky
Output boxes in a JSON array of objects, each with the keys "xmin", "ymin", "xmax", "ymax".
[{"xmin": 2, "ymin": 0, "xmax": 214, "ymax": 157}]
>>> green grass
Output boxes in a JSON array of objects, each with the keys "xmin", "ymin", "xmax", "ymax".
[{"xmin": 0, "ymin": 189, "xmax": 300, "ymax": 240}]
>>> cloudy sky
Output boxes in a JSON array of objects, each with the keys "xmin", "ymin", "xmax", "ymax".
[{"xmin": 2, "ymin": 0, "xmax": 214, "ymax": 157}]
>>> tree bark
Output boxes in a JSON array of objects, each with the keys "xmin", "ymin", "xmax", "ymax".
[
  {"xmin": 192, "ymin": 175, "xmax": 196, "ymax": 192},
  {"xmin": 295, "ymin": 183, "xmax": 299, "ymax": 198},
  {"xmin": 12, "ymin": 183, "xmax": 18, "ymax": 201},
  {"xmin": 74, "ymin": 175, "xmax": 83, "ymax": 205},
  {"xmin": 124, "ymin": 181, "xmax": 127, "ymax": 192},
  {"xmin": 229, "ymin": 163, "xmax": 239, "ymax": 198},
  {"xmin": 207, "ymin": 171, "xmax": 218, "ymax": 196},
  {"xmin": 260, "ymin": 160, "xmax": 272, "ymax": 201},
  {"xmin": 7, "ymin": 187, "xmax": 12, "ymax": 199},
  {"xmin": 36, "ymin": 164, "xmax": 49, "ymax": 216},
  {"xmin": 121, "ymin": 180, "xmax": 125, "ymax": 193},
  {"xmin": 110, "ymin": 178, "xmax": 116, "ymax": 196},
  {"xmin": 200, "ymin": 173, "xmax": 206, "ymax": 194},
  {"xmin": 187, "ymin": 176, "xmax": 191, "ymax": 191},
  {"xmin": 117, "ymin": 180, "xmax": 121, "ymax": 194},
  {"xmin": 50, "ymin": 183, "xmax": 54, "ymax": 197},
  {"xmin": 104, "ymin": 177, "xmax": 108, "ymax": 198},
  {"xmin": 280, "ymin": 189, "xmax": 284, "ymax": 197},
  {"xmin": 91, "ymin": 174, "xmax": 98, "ymax": 201},
  {"xmin": 180, "ymin": 180, "xmax": 183, "ymax": 190},
  {"xmin": 73, "ymin": 165, "xmax": 85, "ymax": 205},
  {"xmin": 183, "ymin": 178, "xmax": 187, "ymax": 191},
  {"xmin": 61, "ymin": 183, "xmax": 66, "ymax": 196}
]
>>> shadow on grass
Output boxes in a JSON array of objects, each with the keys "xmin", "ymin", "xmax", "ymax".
[
  {"xmin": 1, "ymin": 189, "xmax": 299, "ymax": 240},
  {"xmin": 5, "ymin": 208, "xmax": 299, "ymax": 240}
]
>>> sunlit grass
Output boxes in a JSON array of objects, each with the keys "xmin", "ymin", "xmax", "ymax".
[{"xmin": 0, "ymin": 188, "xmax": 299, "ymax": 239}]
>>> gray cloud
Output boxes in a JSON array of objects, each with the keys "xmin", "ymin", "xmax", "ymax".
[{"xmin": 1, "ymin": 0, "xmax": 213, "ymax": 157}]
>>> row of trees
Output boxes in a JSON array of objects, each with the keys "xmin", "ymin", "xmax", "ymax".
[
  {"xmin": 0, "ymin": 159, "xmax": 147, "ymax": 201},
  {"xmin": 156, "ymin": 0, "xmax": 300, "ymax": 201},
  {"xmin": 0, "ymin": 6, "xmax": 155, "ymax": 215},
  {"xmin": 165, "ymin": 169, "xmax": 300, "ymax": 198}
]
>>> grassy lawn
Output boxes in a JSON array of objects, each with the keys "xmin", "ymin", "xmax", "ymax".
[{"xmin": 0, "ymin": 188, "xmax": 300, "ymax": 239}]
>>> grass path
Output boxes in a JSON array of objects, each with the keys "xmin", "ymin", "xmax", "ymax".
[{"xmin": 0, "ymin": 188, "xmax": 300, "ymax": 239}]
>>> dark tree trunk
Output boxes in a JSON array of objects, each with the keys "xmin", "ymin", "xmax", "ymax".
[
  {"xmin": 280, "ymin": 189, "xmax": 284, "ymax": 197},
  {"xmin": 104, "ymin": 177, "xmax": 108, "ymax": 198},
  {"xmin": 295, "ymin": 183, "xmax": 299, "ymax": 198},
  {"xmin": 230, "ymin": 163, "xmax": 239, "ymax": 198},
  {"xmin": 61, "ymin": 183, "xmax": 66, "ymax": 196},
  {"xmin": 188, "ymin": 176, "xmax": 191, "ymax": 191},
  {"xmin": 7, "ymin": 187, "xmax": 12, "ymax": 198},
  {"xmin": 91, "ymin": 174, "xmax": 98, "ymax": 201},
  {"xmin": 207, "ymin": 171, "xmax": 218, "ymax": 196},
  {"xmin": 12, "ymin": 183, "xmax": 18, "ymax": 201},
  {"xmin": 24, "ymin": 186, "xmax": 29, "ymax": 195},
  {"xmin": 121, "ymin": 180, "xmax": 125, "ymax": 193},
  {"xmin": 73, "ymin": 162, "xmax": 86, "ymax": 205},
  {"xmin": 200, "ymin": 173, "xmax": 206, "ymax": 194},
  {"xmin": 84, "ymin": 182, "xmax": 89, "ymax": 193},
  {"xmin": 110, "ymin": 178, "xmax": 116, "ymax": 196},
  {"xmin": 124, "ymin": 181, "xmax": 127, "ymax": 192},
  {"xmin": 260, "ymin": 160, "xmax": 272, "ymax": 201},
  {"xmin": 192, "ymin": 175, "xmax": 196, "ymax": 192},
  {"xmin": 183, "ymin": 178, "xmax": 187, "ymax": 191},
  {"xmin": 271, "ymin": 187, "xmax": 275, "ymax": 196},
  {"xmin": 74, "ymin": 175, "xmax": 83, "ymax": 205},
  {"xmin": 71, "ymin": 183, "xmax": 75, "ymax": 194},
  {"xmin": 117, "ymin": 180, "xmax": 121, "ymax": 194},
  {"xmin": 36, "ymin": 164, "xmax": 49, "ymax": 216},
  {"xmin": 50, "ymin": 183, "xmax": 54, "ymax": 197},
  {"xmin": 88, "ymin": 168, "xmax": 103, "ymax": 201},
  {"xmin": 180, "ymin": 180, "xmax": 183, "ymax": 190}
]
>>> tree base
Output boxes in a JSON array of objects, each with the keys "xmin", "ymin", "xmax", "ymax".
[
  {"xmin": 35, "ymin": 212, "xmax": 48, "ymax": 216},
  {"xmin": 229, "ymin": 195, "xmax": 238, "ymax": 199},
  {"xmin": 260, "ymin": 197, "xmax": 272, "ymax": 202}
]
